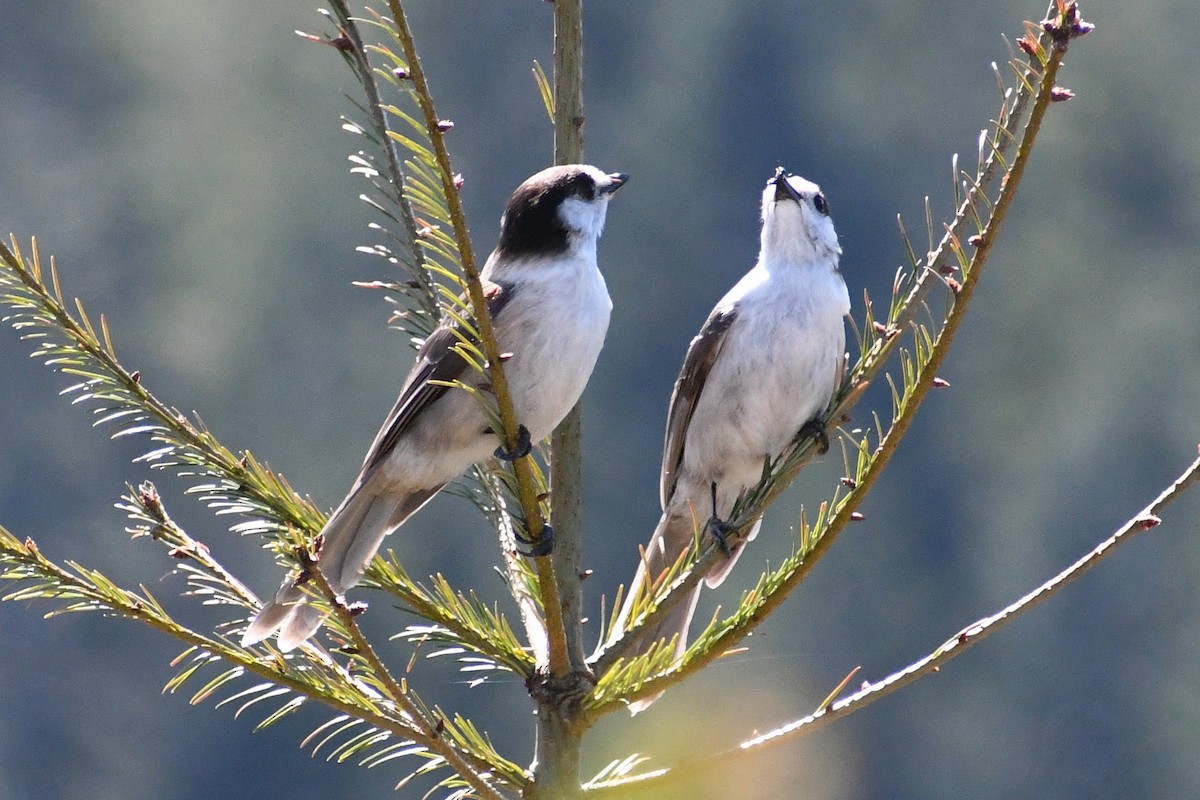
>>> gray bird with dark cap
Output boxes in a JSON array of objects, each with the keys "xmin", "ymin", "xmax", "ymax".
[{"xmin": 245, "ymin": 164, "xmax": 627, "ymax": 651}]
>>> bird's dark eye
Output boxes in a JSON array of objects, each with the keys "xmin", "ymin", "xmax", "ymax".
[
  {"xmin": 576, "ymin": 178, "xmax": 596, "ymax": 201},
  {"xmin": 813, "ymin": 193, "xmax": 830, "ymax": 215}
]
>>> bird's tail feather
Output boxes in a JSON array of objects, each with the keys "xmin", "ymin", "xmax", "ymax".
[
  {"xmin": 242, "ymin": 489, "xmax": 411, "ymax": 651},
  {"xmin": 609, "ymin": 513, "xmax": 703, "ymax": 712},
  {"xmin": 611, "ymin": 510, "xmax": 761, "ymax": 713}
]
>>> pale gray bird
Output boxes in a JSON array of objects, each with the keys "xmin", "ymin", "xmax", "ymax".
[
  {"xmin": 244, "ymin": 164, "xmax": 627, "ymax": 651},
  {"xmin": 613, "ymin": 168, "xmax": 849, "ymax": 711}
]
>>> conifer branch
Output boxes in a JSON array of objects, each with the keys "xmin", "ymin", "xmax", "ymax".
[
  {"xmin": 303, "ymin": 6, "xmax": 553, "ymax": 664},
  {"xmin": 0, "ymin": 508, "xmax": 525, "ymax": 795},
  {"xmin": 0, "ymin": 236, "xmax": 325, "ymax": 540},
  {"xmin": 326, "ymin": 0, "xmax": 431, "ymax": 295},
  {"xmin": 585, "ymin": 449, "xmax": 1199, "ymax": 797},
  {"xmin": 591, "ymin": 0, "xmax": 1089, "ymax": 713},
  {"xmin": 528, "ymin": 8, "xmax": 590, "ymax": 800},
  {"xmin": 306, "ymin": 553, "xmax": 518, "ymax": 800},
  {"xmin": 382, "ymin": 0, "xmax": 572, "ymax": 678}
]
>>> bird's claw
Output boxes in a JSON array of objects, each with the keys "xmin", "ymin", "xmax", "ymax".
[
  {"xmin": 799, "ymin": 417, "xmax": 830, "ymax": 455},
  {"xmin": 515, "ymin": 523, "xmax": 555, "ymax": 558},
  {"xmin": 494, "ymin": 424, "xmax": 533, "ymax": 462},
  {"xmin": 706, "ymin": 480, "xmax": 734, "ymax": 557},
  {"xmin": 707, "ymin": 516, "xmax": 735, "ymax": 557}
]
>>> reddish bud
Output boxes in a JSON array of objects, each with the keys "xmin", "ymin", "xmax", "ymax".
[
  {"xmin": 1050, "ymin": 86, "xmax": 1075, "ymax": 102},
  {"xmin": 932, "ymin": 377, "xmax": 950, "ymax": 388},
  {"xmin": 1136, "ymin": 515, "xmax": 1162, "ymax": 531},
  {"xmin": 139, "ymin": 484, "xmax": 160, "ymax": 508},
  {"xmin": 841, "ymin": 477, "xmax": 858, "ymax": 489},
  {"xmin": 453, "ymin": 174, "xmax": 465, "ymax": 189},
  {"xmin": 968, "ymin": 234, "xmax": 984, "ymax": 247},
  {"xmin": 850, "ymin": 512, "xmax": 865, "ymax": 522},
  {"xmin": 436, "ymin": 119, "xmax": 454, "ymax": 133}
]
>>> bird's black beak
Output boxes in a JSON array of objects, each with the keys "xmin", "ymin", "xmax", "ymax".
[
  {"xmin": 773, "ymin": 167, "xmax": 801, "ymax": 203},
  {"xmin": 601, "ymin": 172, "xmax": 629, "ymax": 195}
]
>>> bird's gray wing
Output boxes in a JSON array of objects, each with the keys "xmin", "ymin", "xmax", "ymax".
[
  {"xmin": 358, "ymin": 280, "xmax": 514, "ymax": 478},
  {"xmin": 659, "ymin": 305, "xmax": 739, "ymax": 508}
]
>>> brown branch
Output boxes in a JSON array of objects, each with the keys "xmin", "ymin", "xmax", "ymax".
[
  {"xmin": 309, "ymin": 562, "xmax": 519, "ymax": 799},
  {"xmin": 383, "ymin": 0, "xmax": 571, "ymax": 677},
  {"xmin": 0, "ymin": 528, "xmax": 480, "ymax": 781},
  {"xmin": 548, "ymin": 0, "xmax": 590, "ymax": 674},
  {"xmin": 327, "ymin": 0, "xmax": 429, "ymax": 288},
  {"xmin": 585, "ymin": 450, "xmax": 1200, "ymax": 798},
  {"xmin": 528, "ymin": 5, "xmax": 590, "ymax": 800}
]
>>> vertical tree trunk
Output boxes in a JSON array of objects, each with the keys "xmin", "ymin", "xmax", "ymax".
[{"xmin": 533, "ymin": 1, "xmax": 588, "ymax": 798}]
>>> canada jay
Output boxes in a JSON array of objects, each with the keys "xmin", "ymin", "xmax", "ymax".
[
  {"xmin": 244, "ymin": 164, "xmax": 627, "ymax": 651},
  {"xmin": 613, "ymin": 168, "xmax": 848, "ymax": 712}
]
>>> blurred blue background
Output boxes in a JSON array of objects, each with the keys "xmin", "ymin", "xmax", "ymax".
[{"xmin": 2, "ymin": 2, "xmax": 1199, "ymax": 798}]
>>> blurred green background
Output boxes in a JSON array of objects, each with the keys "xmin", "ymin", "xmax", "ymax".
[{"xmin": 2, "ymin": 2, "xmax": 1199, "ymax": 798}]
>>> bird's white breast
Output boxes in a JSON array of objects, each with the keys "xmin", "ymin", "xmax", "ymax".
[
  {"xmin": 680, "ymin": 259, "xmax": 848, "ymax": 496},
  {"xmin": 497, "ymin": 251, "xmax": 612, "ymax": 438}
]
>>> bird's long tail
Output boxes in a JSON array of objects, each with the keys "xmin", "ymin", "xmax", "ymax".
[
  {"xmin": 610, "ymin": 510, "xmax": 760, "ymax": 713},
  {"xmin": 609, "ymin": 512, "xmax": 701, "ymax": 714},
  {"xmin": 242, "ymin": 485, "xmax": 437, "ymax": 652}
]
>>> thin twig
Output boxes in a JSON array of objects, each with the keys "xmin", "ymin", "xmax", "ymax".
[
  {"xmin": 0, "ymin": 237, "xmax": 324, "ymax": 536},
  {"xmin": 0, "ymin": 529, "xmax": 435, "ymax": 760},
  {"xmin": 328, "ymin": 0, "xmax": 429, "ymax": 287},
  {"xmin": 309, "ymin": 562, "xmax": 517, "ymax": 799},
  {"xmin": 589, "ymin": 64, "xmax": 1034, "ymax": 678},
  {"xmin": 585, "ymin": 451, "xmax": 1200, "ymax": 797},
  {"xmin": 122, "ymin": 481, "xmax": 262, "ymax": 608}
]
